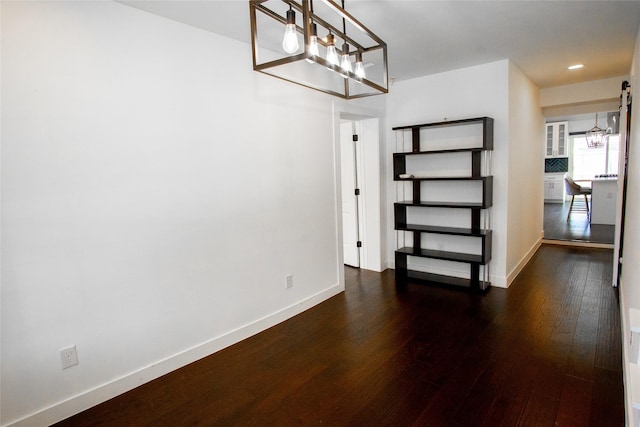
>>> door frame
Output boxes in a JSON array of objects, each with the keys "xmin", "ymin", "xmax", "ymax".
[
  {"xmin": 340, "ymin": 119, "xmax": 363, "ymax": 268},
  {"xmin": 614, "ymin": 83, "xmax": 632, "ymax": 286},
  {"xmin": 332, "ymin": 106, "xmax": 384, "ymax": 276}
]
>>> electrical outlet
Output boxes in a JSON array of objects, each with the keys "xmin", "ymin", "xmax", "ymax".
[
  {"xmin": 60, "ymin": 345, "xmax": 79, "ymax": 370},
  {"xmin": 286, "ymin": 274, "xmax": 294, "ymax": 289}
]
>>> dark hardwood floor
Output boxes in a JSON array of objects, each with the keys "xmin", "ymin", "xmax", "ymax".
[
  {"xmin": 544, "ymin": 202, "xmax": 615, "ymax": 244},
  {"xmin": 54, "ymin": 245, "xmax": 623, "ymax": 426}
]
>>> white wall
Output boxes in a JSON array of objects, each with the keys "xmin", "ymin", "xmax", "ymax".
[
  {"xmin": 1, "ymin": 2, "xmax": 343, "ymax": 425},
  {"xmin": 506, "ymin": 63, "xmax": 544, "ymax": 283},
  {"xmin": 386, "ymin": 60, "xmax": 543, "ymax": 288},
  {"xmin": 541, "ymin": 76, "xmax": 626, "ymax": 118},
  {"xmin": 540, "ymin": 76, "xmax": 626, "ymax": 107},
  {"xmin": 620, "ymin": 22, "xmax": 640, "ymax": 427},
  {"xmin": 386, "ymin": 60, "xmax": 511, "ymax": 287}
]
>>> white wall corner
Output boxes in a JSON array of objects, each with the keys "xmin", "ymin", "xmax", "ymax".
[
  {"xmin": 504, "ymin": 237, "xmax": 543, "ymax": 288},
  {"xmin": 490, "ymin": 275, "xmax": 508, "ymax": 289},
  {"xmin": 5, "ymin": 284, "xmax": 343, "ymax": 427}
]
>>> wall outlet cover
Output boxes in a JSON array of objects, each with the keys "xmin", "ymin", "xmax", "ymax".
[{"xmin": 60, "ymin": 345, "xmax": 79, "ymax": 370}]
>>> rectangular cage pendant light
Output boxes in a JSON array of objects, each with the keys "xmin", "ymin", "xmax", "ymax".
[{"xmin": 249, "ymin": 0, "xmax": 388, "ymax": 99}]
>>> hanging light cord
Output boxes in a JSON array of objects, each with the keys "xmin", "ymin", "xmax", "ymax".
[
  {"xmin": 341, "ymin": 0, "xmax": 349, "ymax": 59},
  {"xmin": 342, "ymin": 0, "xmax": 346, "ymax": 36}
]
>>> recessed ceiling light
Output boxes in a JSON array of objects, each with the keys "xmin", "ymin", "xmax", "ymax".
[{"xmin": 568, "ymin": 64, "xmax": 584, "ymax": 70}]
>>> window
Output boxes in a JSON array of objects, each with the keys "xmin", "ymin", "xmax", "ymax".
[{"xmin": 570, "ymin": 134, "xmax": 620, "ymax": 180}]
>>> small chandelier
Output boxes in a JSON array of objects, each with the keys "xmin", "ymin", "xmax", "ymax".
[
  {"xmin": 249, "ymin": 0, "xmax": 388, "ymax": 99},
  {"xmin": 585, "ymin": 113, "xmax": 608, "ymax": 148}
]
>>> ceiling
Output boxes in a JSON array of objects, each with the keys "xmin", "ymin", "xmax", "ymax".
[{"xmin": 120, "ymin": 0, "xmax": 640, "ymax": 89}]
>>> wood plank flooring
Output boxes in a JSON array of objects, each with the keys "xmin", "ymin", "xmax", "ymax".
[
  {"xmin": 544, "ymin": 202, "xmax": 615, "ymax": 244},
  {"xmin": 53, "ymin": 245, "xmax": 623, "ymax": 426}
]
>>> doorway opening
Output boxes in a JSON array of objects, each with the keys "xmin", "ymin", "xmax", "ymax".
[
  {"xmin": 340, "ymin": 120, "xmax": 362, "ymax": 268},
  {"xmin": 337, "ymin": 114, "xmax": 383, "ymax": 272},
  {"xmin": 543, "ymin": 112, "xmax": 618, "ymax": 246}
]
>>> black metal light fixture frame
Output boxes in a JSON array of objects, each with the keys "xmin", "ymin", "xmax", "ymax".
[
  {"xmin": 249, "ymin": 0, "xmax": 388, "ymax": 99},
  {"xmin": 585, "ymin": 113, "xmax": 610, "ymax": 149}
]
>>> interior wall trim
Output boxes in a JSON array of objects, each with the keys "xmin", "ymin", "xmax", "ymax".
[
  {"xmin": 619, "ymin": 281, "xmax": 633, "ymax": 427},
  {"xmin": 504, "ymin": 237, "xmax": 543, "ymax": 288},
  {"xmin": 4, "ymin": 284, "xmax": 344, "ymax": 427},
  {"xmin": 541, "ymin": 239, "xmax": 615, "ymax": 250}
]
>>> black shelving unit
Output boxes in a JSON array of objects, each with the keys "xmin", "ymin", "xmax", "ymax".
[{"xmin": 392, "ymin": 117, "xmax": 494, "ymax": 292}]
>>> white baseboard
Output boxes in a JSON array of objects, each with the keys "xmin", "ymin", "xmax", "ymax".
[
  {"xmin": 504, "ymin": 237, "xmax": 543, "ymax": 288},
  {"xmin": 619, "ymin": 283, "xmax": 635, "ymax": 427},
  {"xmin": 491, "ymin": 275, "xmax": 508, "ymax": 288},
  {"xmin": 7, "ymin": 284, "xmax": 344, "ymax": 427},
  {"xmin": 541, "ymin": 238, "xmax": 614, "ymax": 249}
]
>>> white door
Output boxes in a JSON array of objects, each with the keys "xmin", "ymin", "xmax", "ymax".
[{"xmin": 340, "ymin": 120, "xmax": 360, "ymax": 267}]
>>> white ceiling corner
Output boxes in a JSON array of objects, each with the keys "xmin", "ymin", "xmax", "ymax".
[{"xmin": 118, "ymin": 0, "xmax": 640, "ymax": 89}]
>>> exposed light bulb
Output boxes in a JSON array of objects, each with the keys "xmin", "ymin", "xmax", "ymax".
[
  {"xmin": 282, "ymin": 8, "xmax": 299, "ymax": 54},
  {"xmin": 308, "ymin": 23, "xmax": 319, "ymax": 57},
  {"xmin": 327, "ymin": 45, "xmax": 339, "ymax": 66},
  {"xmin": 354, "ymin": 51, "xmax": 366, "ymax": 79},
  {"xmin": 326, "ymin": 33, "xmax": 339, "ymax": 66},
  {"xmin": 340, "ymin": 43, "xmax": 352, "ymax": 74}
]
